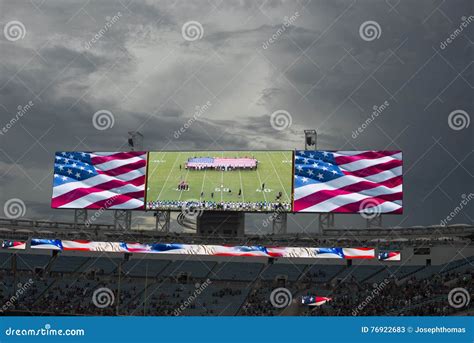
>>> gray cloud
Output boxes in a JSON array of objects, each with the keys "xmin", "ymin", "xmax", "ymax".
[{"xmin": 0, "ymin": 0, "xmax": 472, "ymax": 231}]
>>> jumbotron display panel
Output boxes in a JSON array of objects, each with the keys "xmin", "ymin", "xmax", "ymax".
[
  {"xmin": 52, "ymin": 151, "xmax": 148, "ymax": 210},
  {"xmin": 293, "ymin": 150, "xmax": 403, "ymax": 214},
  {"xmin": 146, "ymin": 151, "xmax": 293, "ymax": 212},
  {"xmin": 50, "ymin": 150, "xmax": 402, "ymax": 214}
]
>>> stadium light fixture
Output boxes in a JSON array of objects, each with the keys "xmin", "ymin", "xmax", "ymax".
[
  {"xmin": 128, "ymin": 131, "xmax": 144, "ymax": 151},
  {"xmin": 304, "ymin": 129, "xmax": 317, "ymax": 150}
]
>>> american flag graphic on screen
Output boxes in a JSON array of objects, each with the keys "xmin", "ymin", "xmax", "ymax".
[
  {"xmin": 52, "ymin": 152, "xmax": 147, "ymax": 209},
  {"xmin": 293, "ymin": 150, "xmax": 402, "ymax": 213}
]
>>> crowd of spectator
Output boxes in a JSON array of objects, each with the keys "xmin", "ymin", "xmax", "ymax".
[
  {"xmin": 146, "ymin": 200, "xmax": 291, "ymax": 212},
  {"xmin": 0, "ymin": 256, "xmax": 471, "ymax": 316},
  {"xmin": 302, "ymin": 270, "xmax": 473, "ymax": 316}
]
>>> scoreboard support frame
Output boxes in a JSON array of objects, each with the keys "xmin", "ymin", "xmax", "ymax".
[
  {"xmin": 114, "ymin": 210, "xmax": 132, "ymax": 231},
  {"xmin": 155, "ymin": 211, "xmax": 170, "ymax": 233},
  {"xmin": 304, "ymin": 129, "xmax": 336, "ymax": 232},
  {"xmin": 272, "ymin": 212, "xmax": 288, "ymax": 234},
  {"xmin": 62, "ymin": 130, "xmax": 400, "ymax": 234},
  {"xmin": 366, "ymin": 215, "xmax": 383, "ymax": 228},
  {"xmin": 74, "ymin": 209, "xmax": 88, "ymax": 229},
  {"xmin": 319, "ymin": 213, "xmax": 335, "ymax": 231}
]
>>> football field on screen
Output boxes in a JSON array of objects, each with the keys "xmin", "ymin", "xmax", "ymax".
[{"xmin": 146, "ymin": 151, "xmax": 293, "ymax": 210}]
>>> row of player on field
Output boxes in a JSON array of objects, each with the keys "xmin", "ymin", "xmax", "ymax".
[
  {"xmin": 176, "ymin": 182, "xmax": 284, "ymax": 201},
  {"xmin": 177, "ymin": 181, "xmax": 189, "ymax": 190},
  {"xmin": 147, "ymin": 200, "xmax": 292, "ymax": 211}
]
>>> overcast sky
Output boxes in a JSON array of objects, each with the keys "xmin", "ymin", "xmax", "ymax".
[{"xmin": 0, "ymin": 0, "xmax": 472, "ymax": 233}]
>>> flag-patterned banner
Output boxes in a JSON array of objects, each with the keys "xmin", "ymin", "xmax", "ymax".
[
  {"xmin": 1, "ymin": 240, "xmax": 26, "ymax": 250},
  {"xmin": 30, "ymin": 239, "xmax": 63, "ymax": 250},
  {"xmin": 378, "ymin": 251, "xmax": 401, "ymax": 261},
  {"xmin": 293, "ymin": 150, "xmax": 402, "ymax": 213},
  {"xmin": 301, "ymin": 296, "xmax": 332, "ymax": 306},
  {"xmin": 29, "ymin": 239, "xmax": 376, "ymax": 259},
  {"xmin": 52, "ymin": 152, "xmax": 147, "ymax": 210}
]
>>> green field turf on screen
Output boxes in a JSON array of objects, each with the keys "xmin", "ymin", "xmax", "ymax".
[{"xmin": 146, "ymin": 151, "xmax": 293, "ymax": 211}]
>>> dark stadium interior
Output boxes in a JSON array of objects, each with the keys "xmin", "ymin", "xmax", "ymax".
[
  {"xmin": 1, "ymin": 220, "xmax": 472, "ymax": 316},
  {"xmin": 0, "ymin": 0, "xmax": 472, "ymax": 330}
]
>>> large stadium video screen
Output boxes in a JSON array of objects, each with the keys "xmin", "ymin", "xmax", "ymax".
[
  {"xmin": 51, "ymin": 151, "xmax": 148, "ymax": 210},
  {"xmin": 146, "ymin": 151, "xmax": 293, "ymax": 212},
  {"xmin": 293, "ymin": 150, "xmax": 403, "ymax": 214},
  {"xmin": 50, "ymin": 150, "xmax": 403, "ymax": 214}
]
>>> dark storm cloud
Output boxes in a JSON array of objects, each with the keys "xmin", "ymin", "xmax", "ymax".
[{"xmin": 0, "ymin": 0, "xmax": 472, "ymax": 230}]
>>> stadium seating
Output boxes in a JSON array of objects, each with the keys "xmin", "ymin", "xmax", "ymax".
[
  {"xmin": 0, "ymin": 250, "xmax": 472, "ymax": 316},
  {"xmin": 411, "ymin": 265, "xmax": 445, "ymax": 280},
  {"xmin": 261, "ymin": 263, "xmax": 306, "ymax": 281},
  {"xmin": 0, "ymin": 252, "xmax": 13, "ymax": 270},
  {"xmin": 306, "ymin": 264, "xmax": 345, "ymax": 283},
  {"xmin": 50, "ymin": 256, "xmax": 90, "ymax": 273},
  {"xmin": 335, "ymin": 266, "xmax": 384, "ymax": 282},
  {"xmin": 82, "ymin": 257, "xmax": 123, "ymax": 274},
  {"xmin": 16, "ymin": 254, "xmax": 50, "ymax": 271},
  {"xmin": 160, "ymin": 261, "xmax": 216, "ymax": 278},
  {"xmin": 365, "ymin": 266, "xmax": 423, "ymax": 283},
  {"xmin": 441, "ymin": 256, "xmax": 474, "ymax": 273},
  {"xmin": 122, "ymin": 259, "xmax": 169, "ymax": 277},
  {"xmin": 210, "ymin": 262, "xmax": 262, "ymax": 281}
]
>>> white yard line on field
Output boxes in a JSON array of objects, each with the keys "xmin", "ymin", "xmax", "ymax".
[
  {"xmin": 254, "ymin": 153, "xmax": 268, "ymax": 203},
  {"xmin": 238, "ymin": 167, "xmax": 245, "ymax": 203},
  {"xmin": 156, "ymin": 152, "xmax": 182, "ymax": 200},
  {"xmin": 200, "ymin": 167, "xmax": 207, "ymax": 200},
  {"xmin": 147, "ymin": 151, "xmax": 166, "ymax": 200},
  {"xmin": 267, "ymin": 152, "xmax": 291, "ymax": 203},
  {"xmin": 220, "ymin": 151, "xmax": 224, "ymax": 203}
]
